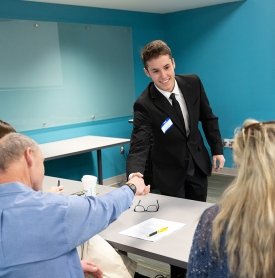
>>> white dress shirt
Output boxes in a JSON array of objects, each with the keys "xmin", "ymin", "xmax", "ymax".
[{"xmin": 155, "ymin": 80, "xmax": 190, "ymax": 134}]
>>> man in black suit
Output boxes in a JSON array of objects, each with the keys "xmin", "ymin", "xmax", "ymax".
[
  {"xmin": 127, "ymin": 39, "xmax": 225, "ymax": 277},
  {"xmin": 127, "ymin": 40, "xmax": 225, "ymax": 201}
]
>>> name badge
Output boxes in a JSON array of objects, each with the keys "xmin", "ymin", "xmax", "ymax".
[{"xmin": 161, "ymin": 118, "xmax": 173, "ymax": 134}]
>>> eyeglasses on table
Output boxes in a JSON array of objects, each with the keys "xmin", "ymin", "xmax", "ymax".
[{"xmin": 134, "ymin": 199, "xmax": 159, "ymax": 212}]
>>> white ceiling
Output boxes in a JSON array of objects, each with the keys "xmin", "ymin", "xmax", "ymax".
[{"xmin": 27, "ymin": 0, "xmax": 243, "ymax": 14}]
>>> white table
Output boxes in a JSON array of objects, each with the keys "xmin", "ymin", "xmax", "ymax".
[
  {"xmin": 43, "ymin": 176, "xmax": 212, "ymax": 268},
  {"xmin": 100, "ymin": 192, "xmax": 212, "ymax": 268},
  {"xmin": 39, "ymin": 136, "xmax": 130, "ymax": 184}
]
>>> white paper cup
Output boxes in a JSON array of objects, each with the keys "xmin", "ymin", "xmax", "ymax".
[{"xmin": 81, "ymin": 175, "xmax": 97, "ymax": 196}]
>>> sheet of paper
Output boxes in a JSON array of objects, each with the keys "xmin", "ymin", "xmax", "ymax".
[{"xmin": 119, "ymin": 218, "xmax": 186, "ymax": 242}]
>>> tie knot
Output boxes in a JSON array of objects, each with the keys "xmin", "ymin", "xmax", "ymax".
[{"xmin": 169, "ymin": 93, "xmax": 176, "ymax": 101}]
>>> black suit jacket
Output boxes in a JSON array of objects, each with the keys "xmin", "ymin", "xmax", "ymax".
[{"xmin": 127, "ymin": 74, "xmax": 223, "ymax": 195}]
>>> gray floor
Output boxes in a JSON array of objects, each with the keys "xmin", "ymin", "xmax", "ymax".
[
  {"xmin": 206, "ymin": 174, "xmax": 234, "ymax": 203},
  {"xmin": 129, "ymin": 174, "xmax": 234, "ymax": 278}
]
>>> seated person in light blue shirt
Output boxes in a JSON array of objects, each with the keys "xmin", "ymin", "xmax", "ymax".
[{"xmin": 0, "ymin": 133, "xmax": 150, "ymax": 278}]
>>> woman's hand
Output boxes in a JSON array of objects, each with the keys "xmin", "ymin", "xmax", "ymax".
[{"xmin": 81, "ymin": 260, "xmax": 103, "ymax": 278}]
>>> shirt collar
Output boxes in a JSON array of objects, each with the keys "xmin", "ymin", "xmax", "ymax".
[
  {"xmin": 154, "ymin": 80, "xmax": 181, "ymax": 100},
  {"xmin": 0, "ymin": 182, "xmax": 33, "ymax": 195}
]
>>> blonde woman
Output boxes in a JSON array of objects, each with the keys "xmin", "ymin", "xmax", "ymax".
[{"xmin": 187, "ymin": 119, "xmax": 275, "ymax": 278}]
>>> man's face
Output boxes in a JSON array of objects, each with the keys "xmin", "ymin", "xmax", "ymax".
[{"xmin": 144, "ymin": 54, "xmax": 176, "ymax": 92}]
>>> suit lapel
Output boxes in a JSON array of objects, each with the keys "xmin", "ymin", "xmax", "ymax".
[
  {"xmin": 149, "ymin": 83, "xmax": 186, "ymax": 136},
  {"xmin": 175, "ymin": 76, "xmax": 193, "ymax": 133}
]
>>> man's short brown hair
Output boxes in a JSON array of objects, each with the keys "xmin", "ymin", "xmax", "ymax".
[
  {"xmin": 141, "ymin": 40, "xmax": 173, "ymax": 69},
  {"xmin": 0, "ymin": 120, "xmax": 16, "ymax": 139}
]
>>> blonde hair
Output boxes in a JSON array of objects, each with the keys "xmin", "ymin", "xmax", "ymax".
[{"xmin": 212, "ymin": 119, "xmax": 275, "ymax": 278}]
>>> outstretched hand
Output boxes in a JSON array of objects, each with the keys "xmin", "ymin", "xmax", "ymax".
[{"xmin": 128, "ymin": 175, "xmax": 150, "ymax": 195}]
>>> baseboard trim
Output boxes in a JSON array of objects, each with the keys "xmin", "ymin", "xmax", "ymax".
[
  {"xmin": 103, "ymin": 174, "xmax": 127, "ymax": 186},
  {"xmin": 212, "ymin": 167, "xmax": 237, "ymax": 176},
  {"xmin": 104, "ymin": 168, "xmax": 237, "ymax": 187}
]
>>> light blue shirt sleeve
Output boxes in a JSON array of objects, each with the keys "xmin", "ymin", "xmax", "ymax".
[
  {"xmin": 65, "ymin": 185, "xmax": 134, "ymax": 248},
  {"xmin": 0, "ymin": 183, "xmax": 134, "ymax": 270}
]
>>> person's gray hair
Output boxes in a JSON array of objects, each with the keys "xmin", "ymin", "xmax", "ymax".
[{"xmin": 0, "ymin": 133, "xmax": 40, "ymax": 171}]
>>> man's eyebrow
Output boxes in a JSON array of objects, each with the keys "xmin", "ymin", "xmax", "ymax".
[{"xmin": 149, "ymin": 63, "xmax": 170, "ymax": 71}]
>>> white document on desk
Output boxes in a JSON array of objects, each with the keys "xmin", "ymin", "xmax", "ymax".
[{"xmin": 119, "ymin": 218, "xmax": 186, "ymax": 242}]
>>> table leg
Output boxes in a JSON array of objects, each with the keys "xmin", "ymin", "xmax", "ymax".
[{"xmin": 97, "ymin": 149, "xmax": 103, "ymax": 184}]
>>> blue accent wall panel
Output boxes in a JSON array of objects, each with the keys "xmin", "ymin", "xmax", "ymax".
[{"xmin": 164, "ymin": 0, "xmax": 275, "ymax": 166}]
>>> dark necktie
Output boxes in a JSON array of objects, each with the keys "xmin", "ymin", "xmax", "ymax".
[
  {"xmin": 170, "ymin": 93, "xmax": 194, "ymax": 175},
  {"xmin": 169, "ymin": 93, "xmax": 186, "ymax": 131}
]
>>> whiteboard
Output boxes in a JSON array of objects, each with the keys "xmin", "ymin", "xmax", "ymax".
[{"xmin": 0, "ymin": 20, "xmax": 134, "ymax": 131}]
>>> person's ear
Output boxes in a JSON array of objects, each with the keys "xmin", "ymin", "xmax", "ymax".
[
  {"xmin": 144, "ymin": 67, "xmax": 150, "ymax": 78},
  {"xmin": 172, "ymin": 58, "xmax": 176, "ymax": 69},
  {"xmin": 24, "ymin": 147, "xmax": 34, "ymax": 167}
]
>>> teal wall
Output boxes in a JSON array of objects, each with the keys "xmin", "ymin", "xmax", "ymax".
[
  {"xmin": 163, "ymin": 0, "xmax": 275, "ymax": 166},
  {"xmin": 23, "ymin": 117, "xmax": 133, "ymax": 180},
  {"xmin": 0, "ymin": 0, "xmax": 164, "ymax": 97},
  {"xmin": 1, "ymin": 0, "xmax": 274, "ymax": 178},
  {"xmin": 0, "ymin": 0, "xmax": 164, "ymax": 181}
]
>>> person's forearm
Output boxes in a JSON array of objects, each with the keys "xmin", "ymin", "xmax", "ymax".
[{"xmin": 66, "ymin": 186, "xmax": 134, "ymax": 246}]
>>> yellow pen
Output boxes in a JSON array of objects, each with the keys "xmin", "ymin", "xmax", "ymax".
[{"xmin": 148, "ymin": 226, "xmax": 168, "ymax": 237}]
